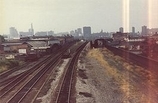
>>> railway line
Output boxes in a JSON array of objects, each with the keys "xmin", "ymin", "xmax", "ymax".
[
  {"xmin": 0, "ymin": 41, "xmax": 87, "ymax": 103},
  {"xmin": 0, "ymin": 42, "xmax": 75, "ymax": 87},
  {"xmin": 0, "ymin": 43, "xmax": 68, "ymax": 102},
  {"xmin": 54, "ymin": 42, "xmax": 87, "ymax": 103},
  {"xmin": 0, "ymin": 51, "xmax": 62, "ymax": 102},
  {"xmin": 105, "ymin": 45, "xmax": 158, "ymax": 72},
  {"xmin": 103, "ymin": 45, "xmax": 158, "ymax": 103},
  {"xmin": 7, "ymin": 56, "xmax": 61, "ymax": 103},
  {"xmin": 0, "ymin": 63, "xmax": 28, "ymax": 83},
  {"xmin": 0, "ymin": 53, "xmax": 58, "ymax": 88},
  {"xmin": 0, "ymin": 41, "xmax": 78, "ymax": 82}
]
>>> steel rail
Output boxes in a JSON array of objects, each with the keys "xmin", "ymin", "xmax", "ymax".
[
  {"xmin": 55, "ymin": 42, "xmax": 88, "ymax": 103},
  {"xmin": 0, "ymin": 63, "xmax": 28, "ymax": 76},
  {"xmin": 1, "ymin": 43, "xmax": 74, "ymax": 103},
  {"xmin": 105, "ymin": 45, "xmax": 158, "ymax": 71},
  {"xmin": 19, "ymin": 57, "xmax": 62, "ymax": 103},
  {"xmin": 0, "ymin": 42, "xmax": 76, "ymax": 103},
  {"xmin": 31, "ymin": 42, "xmax": 79, "ymax": 103},
  {"xmin": 0, "ymin": 51, "xmax": 63, "ymax": 102},
  {"xmin": 30, "ymin": 59, "xmax": 61, "ymax": 103},
  {"xmin": 16, "ymin": 58, "xmax": 61, "ymax": 103},
  {"xmin": 0, "ymin": 63, "xmax": 28, "ymax": 82},
  {"xmin": 0, "ymin": 43, "xmax": 72, "ymax": 87},
  {"xmin": 5, "ymin": 55, "xmax": 61, "ymax": 103},
  {"xmin": 0, "ymin": 55, "xmax": 53, "ymax": 87},
  {"xmin": 105, "ymin": 45, "xmax": 158, "ymax": 103},
  {"xmin": 0, "ymin": 42, "xmax": 73, "ymax": 85},
  {"xmin": 0, "ymin": 54, "xmax": 57, "ymax": 96}
]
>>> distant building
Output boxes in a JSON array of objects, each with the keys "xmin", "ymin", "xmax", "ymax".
[
  {"xmin": 70, "ymin": 28, "xmax": 82, "ymax": 38},
  {"xmin": 75, "ymin": 30, "xmax": 79, "ymax": 37},
  {"xmin": 56, "ymin": 32, "xmax": 69, "ymax": 36},
  {"xmin": 141, "ymin": 26, "xmax": 148, "ymax": 35},
  {"xmin": 20, "ymin": 24, "xmax": 34, "ymax": 37},
  {"xmin": 35, "ymin": 31, "xmax": 47, "ymax": 36},
  {"xmin": 92, "ymin": 32, "xmax": 111, "ymax": 39},
  {"xmin": 1, "ymin": 42, "xmax": 31, "ymax": 54},
  {"xmin": 70, "ymin": 30, "xmax": 75, "ymax": 36},
  {"xmin": 113, "ymin": 32, "xmax": 128, "ymax": 41},
  {"xmin": 48, "ymin": 31, "xmax": 54, "ymax": 36},
  {"xmin": 148, "ymin": 28, "xmax": 158, "ymax": 35},
  {"xmin": 20, "ymin": 32, "xmax": 33, "ymax": 37},
  {"xmin": 83, "ymin": 26, "xmax": 91, "ymax": 40},
  {"xmin": 132, "ymin": 27, "xmax": 135, "ymax": 34},
  {"xmin": 10, "ymin": 27, "xmax": 19, "ymax": 38},
  {"xmin": 119, "ymin": 27, "xmax": 124, "ymax": 33},
  {"xmin": 77, "ymin": 28, "xmax": 82, "ymax": 35}
]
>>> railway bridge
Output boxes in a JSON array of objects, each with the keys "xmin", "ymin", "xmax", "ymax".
[{"xmin": 90, "ymin": 38, "xmax": 113, "ymax": 48}]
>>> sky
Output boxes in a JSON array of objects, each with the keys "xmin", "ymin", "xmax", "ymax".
[{"xmin": 0, "ymin": 0, "xmax": 158, "ymax": 34}]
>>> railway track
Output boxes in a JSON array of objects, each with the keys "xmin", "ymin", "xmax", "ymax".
[
  {"xmin": 0, "ymin": 42, "xmax": 77, "ymax": 103},
  {"xmin": 7, "ymin": 57, "xmax": 61, "ymax": 103},
  {"xmin": 0, "ymin": 54, "xmax": 56, "ymax": 87},
  {"xmin": 0, "ymin": 41, "xmax": 84, "ymax": 103},
  {"xmin": 105, "ymin": 45, "xmax": 158, "ymax": 72},
  {"xmin": 0, "ymin": 42, "xmax": 75, "ymax": 87},
  {"xmin": 54, "ymin": 42, "xmax": 88, "ymax": 103},
  {"xmin": 104, "ymin": 45, "xmax": 158, "ymax": 103},
  {"xmin": 0, "ymin": 63, "xmax": 28, "ymax": 82},
  {"xmin": 0, "ymin": 53, "xmax": 62, "ymax": 103}
]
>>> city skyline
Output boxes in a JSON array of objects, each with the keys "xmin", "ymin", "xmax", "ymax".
[
  {"xmin": 0, "ymin": 0, "xmax": 158, "ymax": 34},
  {"xmin": 2, "ymin": 25, "xmax": 158, "ymax": 37}
]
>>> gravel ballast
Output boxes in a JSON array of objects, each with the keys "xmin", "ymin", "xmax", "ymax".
[{"xmin": 76, "ymin": 48, "xmax": 158, "ymax": 103}]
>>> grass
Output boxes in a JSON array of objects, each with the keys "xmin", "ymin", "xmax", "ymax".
[
  {"xmin": 87, "ymin": 48, "xmax": 152, "ymax": 103},
  {"xmin": 0, "ymin": 65, "xmax": 8, "ymax": 73},
  {"xmin": 0, "ymin": 59, "xmax": 20, "ymax": 73}
]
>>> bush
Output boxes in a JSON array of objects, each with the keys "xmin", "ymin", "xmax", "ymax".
[
  {"xmin": 0, "ymin": 60, "xmax": 19, "ymax": 68},
  {"xmin": 0, "ymin": 60, "xmax": 9, "ymax": 72},
  {"xmin": 8, "ymin": 60, "xmax": 19, "ymax": 67},
  {"xmin": 0, "ymin": 65, "xmax": 8, "ymax": 72}
]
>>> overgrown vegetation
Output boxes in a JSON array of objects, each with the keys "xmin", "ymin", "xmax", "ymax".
[
  {"xmin": 0, "ymin": 59, "xmax": 20, "ymax": 72},
  {"xmin": 87, "ymin": 48, "xmax": 147, "ymax": 102}
]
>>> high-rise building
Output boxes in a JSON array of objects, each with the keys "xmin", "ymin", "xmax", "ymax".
[
  {"xmin": 75, "ymin": 30, "xmax": 79, "ymax": 37},
  {"xmin": 141, "ymin": 26, "xmax": 147, "ymax": 35},
  {"xmin": 119, "ymin": 27, "xmax": 124, "ymax": 33},
  {"xmin": 83, "ymin": 26, "xmax": 91, "ymax": 40},
  {"xmin": 77, "ymin": 28, "xmax": 82, "ymax": 35},
  {"xmin": 9, "ymin": 27, "xmax": 19, "ymax": 38},
  {"xmin": 132, "ymin": 27, "xmax": 135, "ymax": 34}
]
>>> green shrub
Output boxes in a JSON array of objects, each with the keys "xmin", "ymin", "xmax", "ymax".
[
  {"xmin": 8, "ymin": 60, "xmax": 19, "ymax": 67},
  {"xmin": 0, "ymin": 59, "xmax": 20, "ymax": 73}
]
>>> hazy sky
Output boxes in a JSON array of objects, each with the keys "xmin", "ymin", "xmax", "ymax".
[{"xmin": 0, "ymin": 0, "xmax": 158, "ymax": 34}]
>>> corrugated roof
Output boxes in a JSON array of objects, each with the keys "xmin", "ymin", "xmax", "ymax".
[{"xmin": 27, "ymin": 41, "xmax": 48, "ymax": 47}]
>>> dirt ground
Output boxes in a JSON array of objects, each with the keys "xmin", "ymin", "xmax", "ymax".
[{"xmin": 76, "ymin": 48, "xmax": 158, "ymax": 103}]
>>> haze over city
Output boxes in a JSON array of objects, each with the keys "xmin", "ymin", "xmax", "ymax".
[
  {"xmin": 1, "ymin": 1, "xmax": 158, "ymax": 103},
  {"xmin": 0, "ymin": 0, "xmax": 158, "ymax": 34}
]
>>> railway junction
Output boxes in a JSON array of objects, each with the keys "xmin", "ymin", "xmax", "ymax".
[{"xmin": 0, "ymin": 40, "xmax": 158, "ymax": 103}]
